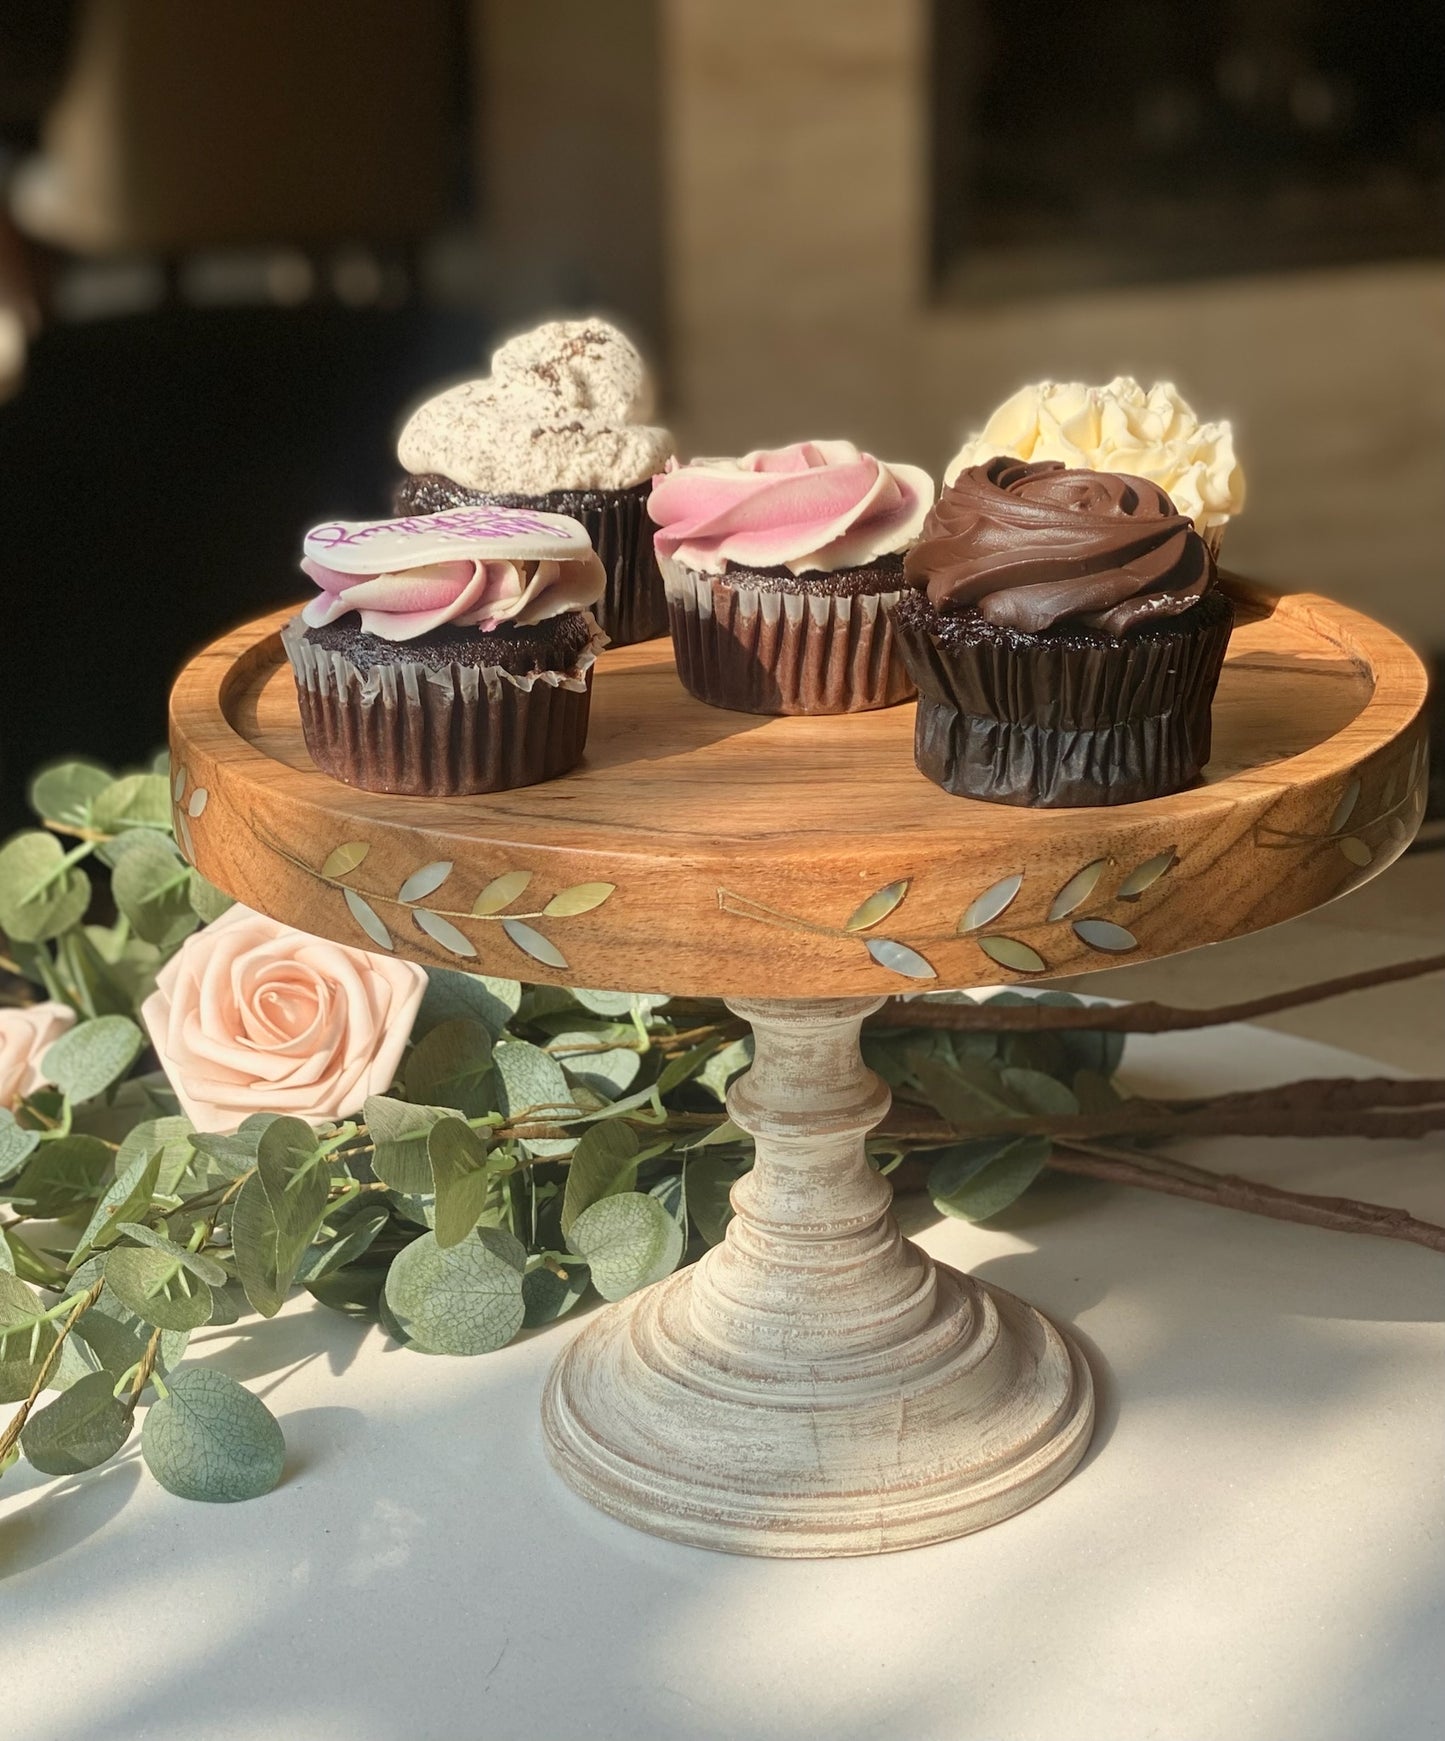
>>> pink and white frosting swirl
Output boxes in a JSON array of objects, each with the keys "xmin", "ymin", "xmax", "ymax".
[
  {"xmin": 298, "ymin": 507, "xmax": 605, "ymax": 642},
  {"xmin": 648, "ymin": 441, "xmax": 934, "ymax": 575}
]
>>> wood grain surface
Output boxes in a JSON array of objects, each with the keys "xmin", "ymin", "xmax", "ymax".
[{"xmin": 168, "ymin": 577, "xmax": 1430, "ymax": 997}]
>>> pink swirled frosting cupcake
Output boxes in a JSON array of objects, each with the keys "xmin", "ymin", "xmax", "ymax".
[
  {"xmin": 282, "ymin": 506, "xmax": 607, "ymax": 796},
  {"xmin": 647, "ymin": 441, "xmax": 934, "ymax": 716}
]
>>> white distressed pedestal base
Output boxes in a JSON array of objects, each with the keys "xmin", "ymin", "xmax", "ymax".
[{"xmin": 542, "ymin": 996, "xmax": 1094, "ymax": 1557}]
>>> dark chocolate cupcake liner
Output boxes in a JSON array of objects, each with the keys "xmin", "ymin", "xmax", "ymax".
[
  {"xmin": 660, "ymin": 557, "xmax": 916, "ymax": 716},
  {"xmin": 281, "ymin": 614, "xmax": 604, "ymax": 797},
  {"xmin": 890, "ymin": 594, "xmax": 1233, "ymax": 807},
  {"xmin": 395, "ymin": 476, "xmax": 667, "ymax": 647}
]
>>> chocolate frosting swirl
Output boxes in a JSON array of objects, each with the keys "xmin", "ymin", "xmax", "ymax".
[{"xmin": 902, "ymin": 458, "xmax": 1214, "ymax": 635}]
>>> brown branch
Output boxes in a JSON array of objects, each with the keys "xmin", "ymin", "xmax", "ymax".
[
  {"xmin": 1046, "ymin": 1141, "xmax": 1445, "ymax": 1254},
  {"xmin": 871, "ymin": 952, "xmax": 1445, "ymax": 1035}
]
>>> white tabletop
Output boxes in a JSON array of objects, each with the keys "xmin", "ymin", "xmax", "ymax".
[{"xmin": 3, "ymin": 1022, "xmax": 1441, "ymax": 1741}]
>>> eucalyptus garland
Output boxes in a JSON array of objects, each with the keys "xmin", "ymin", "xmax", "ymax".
[{"xmin": 0, "ymin": 755, "xmax": 1123, "ymax": 1506}]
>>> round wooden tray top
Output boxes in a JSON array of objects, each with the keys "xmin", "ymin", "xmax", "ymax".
[{"xmin": 168, "ymin": 578, "xmax": 1429, "ymax": 999}]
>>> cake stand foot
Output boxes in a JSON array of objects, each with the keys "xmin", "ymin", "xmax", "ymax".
[{"xmin": 542, "ymin": 996, "xmax": 1094, "ymax": 1557}]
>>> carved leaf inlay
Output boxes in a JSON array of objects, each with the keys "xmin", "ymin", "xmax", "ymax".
[
  {"xmin": 958, "ymin": 875, "xmax": 1023, "ymax": 935},
  {"xmin": 845, "ymin": 880, "xmax": 909, "ymax": 934},
  {"xmin": 1047, "ymin": 860, "xmax": 1106, "ymax": 922},
  {"xmin": 398, "ymin": 862, "xmax": 453, "ymax": 903},
  {"xmin": 1116, "ymin": 848, "xmax": 1178, "ymax": 902},
  {"xmin": 413, "ymin": 910, "xmax": 476, "ymax": 957},
  {"xmin": 321, "ymin": 841, "xmax": 370, "ymax": 880},
  {"xmin": 502, "ymin": 918, "xmax": 567, "ymax": 970},
  {"xmin": 542, "ymin": 882, "xmax": 616, "ymax": 918},
  {"xmin": 474, "ymin": 871, "xmax": 533, "ymax": 916},
  {"xmin": 343, "ymin": 887, "xmax": 392, "ymax": 951},
  {"xmin": 864, "ymin": 937, "xmax": 936, "ymax": 980},
  {"xmin": 1072, "ymin": 919, "xmax": 1138, "ymax": 954},
  {"xmin": 977, "ymin": 935, "xmax": 1046, "ymax": 974}
]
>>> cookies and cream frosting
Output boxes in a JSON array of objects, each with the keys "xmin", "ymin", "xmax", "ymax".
[
  {"xmin": 904, "ymin": 458, "xmax": 1214, "ymax": 635},
  {"xmin": 397, "ymin": 318, "xmax": 675, "ymax": 494},
  {"xmin": 300, "ymin": 506, "xmax": 606, "ymax": 641},
  {"xmin": 945, "ymin": 378, "xmax": 1244, "ymax": 534},
  {"xmin": 647, "ymin": 440, "xmax": 934, "ymax": 575}
]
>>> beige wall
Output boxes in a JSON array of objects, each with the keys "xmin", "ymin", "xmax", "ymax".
[{"xmin": 660, "ymin": 0, "xmax": 1445, "ymax": 646}]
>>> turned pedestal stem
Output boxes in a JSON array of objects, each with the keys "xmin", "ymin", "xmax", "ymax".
[{"xmin": 542, "ymin": 996, "xmax": 1095, "ymax": 1558}]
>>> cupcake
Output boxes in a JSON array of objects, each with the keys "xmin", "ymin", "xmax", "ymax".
[
  {"xmin": 647, "ymin": 440, "xmax": 933, "ymax": 715},
  {"xmin": 395, "ymin": 318, "xmax": 675, "ymax": 645},
  {"xmin": 946, "ymin": 378, "xmax": 1244, "ymax": 556},
  {"xmin": 282, "ymin": 505, "xmax": 607, "ymax": 796},
  {"xmin": 891, "ymin": 458, "xmax": 1233, "ymax": 808}
]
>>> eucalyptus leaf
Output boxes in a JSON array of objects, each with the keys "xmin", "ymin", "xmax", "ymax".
[
  {"xmin": 229, "ymin": 1116, "xmax": 331, "ymax": 1316},
  {"xmin": 116, "ymin": 1116, "xmax": 198, "ymax": 1198},
  {"xmin": 0, "ymin": 1273, "xmax": 58, "ymax": 1402},
  {"xmin": 142, "ymin": 1368, "xmax": 285, "ymax": 1503},
  {"xmin": 72, "ymin": 1152, "xmax": 162, "ymax": 1261},
  {"xmin": 911, "ymin": 1056, "xmax": 1017, "ymax": 1125},
  {"xmin": 43, "ymin": 1015, "xmax": 144, "ymax": 1103},
  {"xmin": 549, "ymin": 1030, "xmax": 641, "ymax": 1098},
  {"xmin": 103, "ymin": 1246, "xmax": 214, "ymax": 1332},
  {"xmin": 364, "ymin": 1096, "xmax": 450, "ymax": 1196},
  {"xmin": 697, "ymin": 1036, "xmax": 752, "ymax": 1103},
  {"xmin": 560, "ymin": 1122, "xmax": 640, "ymax": 1237},
  {"xmin": 110, "ymin": 837, "xmax": 196, "ymax": 947},
  {"xmin": 28, "ymin": 759, "xmax": 112, "ymax": 828},
  {"xmin": 295, "ymin": 1206, "xmax": 389, "ymax": 1282},
  {"xmin": 403, "ymin": 1018, "xmax": 494, "ymax": 1115},
  {"xmin": 186, "ymin": 869, "xmax": 234, "ymax": 922},
  {"xmin": 521, "ymin": 1260, "xmax": 589, "ymax": 1327},
  {"xmin": 415, "ymin": 969, "xmax": 521, "ymax": 1038},
  {"xmin": 427, "ymin": 1118, "xmax": 493, "ymax": 1249},
  {"xmin": 11, "ymin": 1134, "xmax": 113, "ymax": 1217},
  {"xmin": 113, "ymin": 1223, "xmax": 228, "ymax": 1288},
  {"xmin": 495, "ymin": 1041, "xmax": 577, "ymax": 1158},
  {"xmin": 383, "ymin": 1228, "xmax": 527, "ymax": 1355},
  {"xmin": 90, "ymin": 773, "xmax": 173, "ymax": 833},
  {"xmin": 189, "ymin": 1112, "xmax": 280, "ymax": 1181},
  {"xmin": 0, "ymin": 1111, "xmax": 40, "ymax": 1183},
  {"xmin": 567, "ymin": 1192, "xmax": 684, "ymax": 1300},
  {"xmin": 21, "ymin": 1371, "xmax": 131, "ymax": 1476},
  {"xmin": 0, "ymin": 831, "xmax": 92, "ymax": 943},
  {"xmin": 999, "ymin": 1067, "xmax": 1078, "ymax": 1117},
  {"xmin": 929, "ymin": 1135, "xmax": 1052, "ymax": 1221}
]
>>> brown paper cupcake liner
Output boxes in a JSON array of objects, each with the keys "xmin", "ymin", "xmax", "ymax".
[
  {"xmin": 660, "ymin": 558, "xmax": 916, "ymax": 716},
  {"xmin": 395, "ymin": 476, "xmax": 667, "ymax": 647},
  {"xmin": 281, "ymin": 614, "xmax": 604, "ymax": 796},
  {"xmin": 890, "ymin": 590, "xmax": 1233, "ymax": 808}
]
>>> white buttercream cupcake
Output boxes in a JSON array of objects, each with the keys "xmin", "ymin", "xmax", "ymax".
[
  {"xmin": 396, "ymin": 319, "xmax": 677, "ymax": 644},
  {"xmin": 945, "ymin": 378, "xmax": 1245, "ymax": 555}
]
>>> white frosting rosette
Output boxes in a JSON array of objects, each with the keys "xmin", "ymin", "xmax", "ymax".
[{"xmin": 945, "ymin": 378, "xmax": 1244, "ymax": 552}]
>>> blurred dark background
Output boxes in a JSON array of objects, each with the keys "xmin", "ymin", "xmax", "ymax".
[{"xmin": 0, "ymin": 0, "xmax": 1441, "ymax": 831}]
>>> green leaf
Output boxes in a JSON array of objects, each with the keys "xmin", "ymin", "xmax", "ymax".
[
  {"xmin": 383, "ymin": 1228, "xmax": 527, "ymax": 1355},
  {"xmin": 89, "ymin": 773, "xmax": 173, "ymax": 834},
  {"xmin": 110, "ymin": 837, "xmax": 196, "ymax": 948},
  {"xmin": 2, "ymin": 1227, "xmax": 67, "ymax": 1289},
  {"xmin": 521, "ymin": 1260, "xmax": 589, "ymax": 1327},
  {"xmin": 53, "ymin": 926, "xmax": 141, "ymax": 1019},
  {"xmin": 72, "ymin": 1151, "xmax": 163, "ymax": 1260},
  {"xmin": 113, "ymin": 1223, "xmax": 228, "ymax": 1287},
  {"xmin": 928, "ymin": 1135, "xmax": 1051, "ymax": 1221},
  {"xmin": 142, "ymin": 1367, "xmax": 286, "ymax": 1502},
  {"xmin": 229, "ymin": 1116, "xmax": 330, "ymax": 1317},
  {"xmin": 567, "ymin": 1192, "xmax": 684, "ymax": 1300},
  {"xmin": 21, "ymin": 1370, "xmax": 131, "ymax": 1475},
  {"xmin": 296, "ymin": 1205, "xmax": 389, "ymax": 1283},
  {"xmin": 116, "ymin": 1115, "xmax": 198, "ymax": 1197},
  {"xmin": 684, "ymin": 1155, "xmax": 747, "ymax": 1246},
  {"xmin": 103, "ymin": 1245, "xmax": 214, "ymax": 1331},
  {"xmin": 403, "ymin": 1018, "xmax": 494, "ymax": 1116},
  {"xmin": 560, "ymin": 1122, "xmax": 640, "ymax": 1237},
  {"xmin": 186, "ymin": 869, "xmax": 234, "ymax": 923},
  {"xmin": 364, "ymin": 1096, "xmax": 450, "ymax": 1196},
  {"xmin": 43, "ymin": 1015, "xmax": 144, "ymax": 1102},
  {"xmin": 698, "ymin": 1036, "xmax": 752, "ymax": 1103},
  {"xmin": 10, "ymin": 1134, "xmax": 113, "ymax": 1217},
  {"xmin": 0, "ymin": 1273, "xmax": 58, "ymax": 1402},
  {"xmin": 427, "ymin": 1119, "xmax": 493, "ymax": 1249},
  {"xmin": 911, "ymin": 1056, "xmax": 1018, "ymax": 1126},
  {"xmin": 495, "ymin": 1041, "xmax": 576, "ymax": 1158},
  {"xmin": 999, "ymin": 1067, "xmax": 1078, "ymax": 1117},
  {"xmin": 189, "ymin": 1112, "xmax": 278, "ymax": 1181},
  {"xmin": 414, "ymin": 969, "xmax": 520, "ymax": 1038},
  {"xmin": 28, "ymin": 759, "xmax": 112, "ymax": 828},
  {"xmin": 549, "ymin": 1030, "xmax": 641, "ymax": 1099},
  {"xmin": 0, "ymin": 1111, "xmax": 41, "ymax": 1183},
  {"xmin": 0, "ymin": 831, "xmax": 92, "ymax": 943}
]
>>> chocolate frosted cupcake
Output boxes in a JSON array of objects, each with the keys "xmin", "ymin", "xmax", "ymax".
[
  {"xmin": 892, "ymin": 458, "xmax": 1232, "ymax": 807},
  {"xmin": 282, "ymin": 506, "xmax": 607, "ymax": 796},
  {"xmin": 947, "ymin": 378, "xmax": 1245, "ymax": 558},
  {"xmin": 395, "ymin": 318, "xmax": 675, "ymax": 645},
  {"xmin": 648, "ymin": 440, "xmax": 933, "ymax": 715}
]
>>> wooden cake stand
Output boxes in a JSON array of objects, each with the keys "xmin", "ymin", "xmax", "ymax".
[{"xmin": 169, "ymin": 578, "xmax": 1428, "ymax": 1557}]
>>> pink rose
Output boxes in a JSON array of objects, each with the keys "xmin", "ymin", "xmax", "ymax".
[
  {"xmin": 648, "ymin": 439, "xmax": 934, "ymax": 575},
  {"xmin": 141, "ymin": 905, "xmax": 427, "ymax": 1133},
  {"xmin": 0, "ymin": 1001, "xmax": 76, "ymax": 1109}
]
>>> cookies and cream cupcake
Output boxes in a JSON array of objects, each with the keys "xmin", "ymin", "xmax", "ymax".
[
  {"xmin": 395, "ymin": 319, "xmax": 675, "ymax": 645},
  {"xmin": 946, "ymin": 378, "xmax": 1244, "ymax": 555},
  {"xmin": 283, "ymin": 505, "xmax": 607, "ymax": 796},
  {"xmin": 648, "ymin": 440, "xmax": 933, "ymax": 715},
  {"xmin": 891, "ymin": 458, "xmax": 1233, "ymax": 807}
]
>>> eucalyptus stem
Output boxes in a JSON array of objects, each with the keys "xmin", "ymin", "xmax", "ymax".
[{"xmin": 0, "ymin": 1277, "xmax": 105, "ymax": 1464}]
